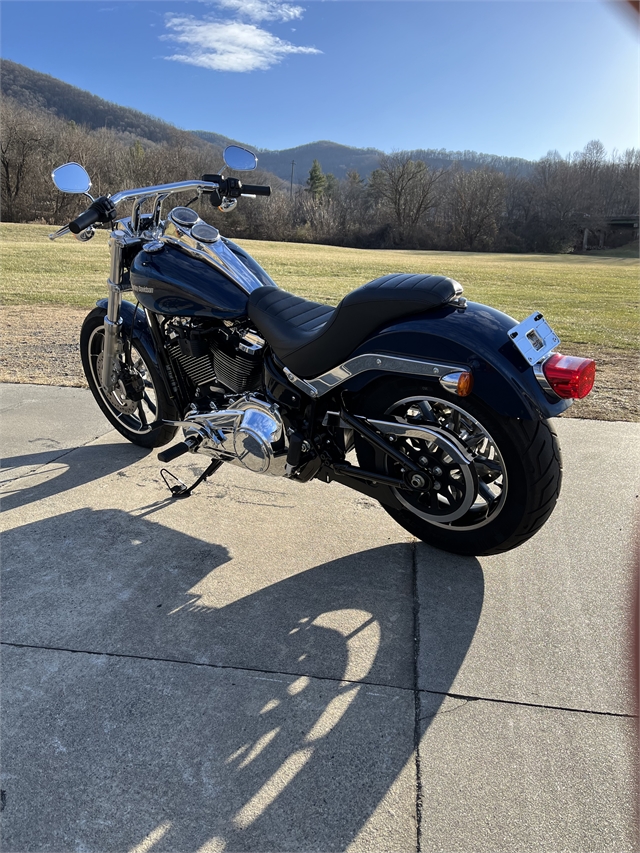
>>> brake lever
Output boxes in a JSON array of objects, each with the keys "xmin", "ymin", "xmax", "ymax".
[
  {"xmin": 48, "ymin": 225, "xmax": 71, "ymax": 241},
  {"xmin": 48, "ymin": 223, "xmax": 96, "ymax": 242}
]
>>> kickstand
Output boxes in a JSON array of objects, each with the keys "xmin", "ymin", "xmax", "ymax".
[{"xmin": 160, "ymin": 459, "xmax": 223, "ymax": 499}]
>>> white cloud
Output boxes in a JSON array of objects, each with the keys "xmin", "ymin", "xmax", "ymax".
[
  {"xmin": 215, "ymin": 0, "xmax": 305, "ymax": 23},
  {"xmin": 163, "ymin": 13, "xmax": 321, "ymax": 73}
]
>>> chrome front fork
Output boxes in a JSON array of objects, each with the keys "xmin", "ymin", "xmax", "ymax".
[{"xmin": 101, "ymin": 232, "xmax": 127, "ymax": 392}]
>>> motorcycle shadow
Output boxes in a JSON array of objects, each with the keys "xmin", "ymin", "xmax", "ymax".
[
  {"xmin": 2, "ymin": 506, "xmax": 484, "ymax": 852},
  {"xmin": 0, "ymin": 442, "xmax": 151, "ymax": 513}
]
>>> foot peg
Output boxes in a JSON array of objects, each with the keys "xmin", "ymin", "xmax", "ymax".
[{"xmin": 157, "ymin": 438, "xmax": 197, "ymax": 463}]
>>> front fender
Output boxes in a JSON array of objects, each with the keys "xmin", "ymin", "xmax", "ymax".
[
  {"xmin": 95, "ymin": 298, "xmax": 160, "ymax": 371},
  {"xmin": 345, "ymin": 301, "xmax": 571, "ymax": 420}
]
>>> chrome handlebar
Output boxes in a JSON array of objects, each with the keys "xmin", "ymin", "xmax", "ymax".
[
  {"xmin": 109, "ymin": 179, "xmax": 220, "ymax": 206},
  {"xmin": 49, "ymin": 179, "xmax": 221, "ymax": 241}
]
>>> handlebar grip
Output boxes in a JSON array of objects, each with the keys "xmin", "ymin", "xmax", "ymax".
[
  {"xmin": 69, "ymin": 206, "xmax": 102, "ymax": 234},
  {"xmin": 69, "ymin": 196, "xmax": 117, "ymax": 234},
  {"xmin": 240, "ymin": 184, "xmax": 271, "ymax": 197}
]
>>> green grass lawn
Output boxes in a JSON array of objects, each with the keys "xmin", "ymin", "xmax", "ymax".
[{"xmin": 1, "ymin": 222, "xmax": 638, "ymax": 351}]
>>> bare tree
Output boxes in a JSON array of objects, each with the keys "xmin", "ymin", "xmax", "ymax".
[
  {"xmin": 447, "ymin": 166, "xmax": 506, "ymax": 250},
  {"xmin": 372, "ymin": 152, "xmax": 447, "ymax": 243},
  {"xmin": 1, "ymin": 99, "xmax": 47, "ymax": 220}
]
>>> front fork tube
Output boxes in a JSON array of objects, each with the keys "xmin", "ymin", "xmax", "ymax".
[
  {"xmin": 101, "ymin": 234, "xmax": 126, "ymax": 392},
  {"xmin": 101, "ymin": 284, "xmax": 125, "ymax": 391}
]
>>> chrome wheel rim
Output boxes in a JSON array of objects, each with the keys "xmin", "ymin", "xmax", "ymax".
[
  {"xmin": 384, "ymin": 396, "xmax": 508, "ymax": 530},
  {"xmin": 88, "ymin": 326, "xmax": 159, "ymax": 435}
]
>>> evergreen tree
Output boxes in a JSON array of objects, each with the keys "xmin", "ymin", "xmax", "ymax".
[
  {"xmin": 324, "ymin": 172, "xmax": 339, "ymax": 199},
  {"xmin": 306, "ymin": 159, "xmax": 326, "ymax": 199}
]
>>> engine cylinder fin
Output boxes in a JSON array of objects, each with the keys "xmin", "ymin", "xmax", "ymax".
[
  {"xmin": 213, "ymin": 348, "xmax": 262, "ymax": 393},
  {"xmin": 167, "ymin": 343, "xmax": 217, "ymax": 387}
]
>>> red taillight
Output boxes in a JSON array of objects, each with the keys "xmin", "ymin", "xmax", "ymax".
[{"xmin": 542, "ymin": 353, "xmax": 596, "ymax": 399}]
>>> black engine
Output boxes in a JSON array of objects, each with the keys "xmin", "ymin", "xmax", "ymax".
[{"xmin": 164, "ymin": 318, "xmax": 265, "ymax": 397}]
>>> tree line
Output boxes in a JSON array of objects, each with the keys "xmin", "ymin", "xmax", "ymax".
[{"xmin": 2, "ymin": 97, "xmax": 638, "ymax": 254}]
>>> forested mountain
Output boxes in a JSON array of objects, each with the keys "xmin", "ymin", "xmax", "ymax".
[
  {"xmin": 193, "ymin": 136, "xmax": 534, "ymax": 183},
  {"xmin": 193, "ymin": 134, "xmax": 384, "ymax": 182},
  {"xmin": 2, "ymin": 59, "xmax": 637, "ymax": 253},
  {"xmin": 3, "ymin": 59, "xmax": 533, "ymax": 181},
  {"xmin": 1, "ymin": 59, "xmax": 211, "ymax": 150}
]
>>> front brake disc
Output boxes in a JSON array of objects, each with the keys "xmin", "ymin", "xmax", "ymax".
[{"xmin": 96, "ymin": 351, "xmax": 138, "ymax": 414}]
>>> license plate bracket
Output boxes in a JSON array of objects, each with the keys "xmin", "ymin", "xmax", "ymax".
[{"xmin": 507, "ymin": 312, "xmax": 560, "ymax": 365}]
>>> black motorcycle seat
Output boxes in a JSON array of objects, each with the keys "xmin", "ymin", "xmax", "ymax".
[{"xmin": 247, "ymin": 272, "xmax": 460, "ymax": 378}]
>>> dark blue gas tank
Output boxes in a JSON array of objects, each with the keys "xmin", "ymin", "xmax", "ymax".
[{"xmin": 129, "ymin": 238, "xmax": 273, "ymax": 319}]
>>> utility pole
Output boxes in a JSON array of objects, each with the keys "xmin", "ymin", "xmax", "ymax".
[{"xmin": 290, "ymin": 160, "xmax": 295, "ymax": 199}]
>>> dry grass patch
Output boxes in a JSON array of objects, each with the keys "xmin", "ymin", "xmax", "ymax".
[{"xmin": 1, "ymin": 224, "xmax": 638, "ymax": 420}]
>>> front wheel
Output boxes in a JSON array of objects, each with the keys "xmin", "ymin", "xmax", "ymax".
[
  {"xmin": 80, "ymin": 307, "xmax": 178, "ymax": 448},
  {"xmin": 354, "ymin": 380, "xmax": 563, "ymax": 556}
]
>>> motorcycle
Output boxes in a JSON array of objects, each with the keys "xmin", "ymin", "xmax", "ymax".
[{"xmin": 49, "ymin": 146, "xmax": 595, "ymax": 556}]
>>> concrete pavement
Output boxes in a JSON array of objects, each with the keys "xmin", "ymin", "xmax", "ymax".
[{"xmin": 1, "ymin": 383, "xmax": 637, "ymax": 852}]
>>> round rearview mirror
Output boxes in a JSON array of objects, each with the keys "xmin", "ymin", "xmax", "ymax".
[
  {"xmin": 223, "ymin": 145, "xmax": 257, "ymax": 172},
  {"xmin": 51, "ymin": 162, "xmax": 92, "ymax": 194}
]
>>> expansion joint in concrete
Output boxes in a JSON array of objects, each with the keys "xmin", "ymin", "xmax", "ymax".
[
  {"xmin": 0, "ymin": 430, "xmax": 112, "ymax": 486},
  {"xmin": 0, "ymin": 640, "xmax": 407, "ymax": 693},
  {"xmin": 4, "ymin": 641, "xmax": 635, "ymax": 720},
  {"xmin": 2, "ymin": 643, "xmax": 635, "ymax": 725},
  {"xmin": 411, "ymin": 539, "xmax": 423, "ymax": 853},
  {"xmin": 419, "ymin": 687, "xmax": 637, "ymax": 720}
]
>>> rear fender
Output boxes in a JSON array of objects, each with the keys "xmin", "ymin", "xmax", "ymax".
[
  {"xmin": 95, "ymin": 298, "xmax": 160, "ymax": 371},
  {"xmin": 344, "ymin": 301, "xmax": 571, "ymax": 420}
]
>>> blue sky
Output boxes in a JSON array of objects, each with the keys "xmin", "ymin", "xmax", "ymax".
[{"xmin": 1, "ymin": 0, "xmax": 638, "ymax": 160}]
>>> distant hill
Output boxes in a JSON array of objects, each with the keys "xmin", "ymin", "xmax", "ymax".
[
  {"xmin": 192, "ymin": 135, "xmax": 534, "ymax": 183},
  {"xmin": 193, "ymin": 134, "xmax": 386, "ymax": 183},
  {"xmin": 3, "ymin": 59, "xmax": 534, "ymax": 183},
  {"xmin": 0, "ymin": 59, "xmax": 212, "ymax": 151},
  {"xmin": 192, "ymin": 130, "xmax": 256, "ymax": 151}
]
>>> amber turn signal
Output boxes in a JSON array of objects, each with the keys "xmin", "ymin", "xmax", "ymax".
[
  {"xmin": 457, "ymin": 371, "xmax": 474, "ymax": 396},
  {"xmin": 542, "ymin": 354, "xmax": 596, "ymax": 399},
  {"xmin": 439, "ymin": 370, "xmax": 474, "ymax": 397}
]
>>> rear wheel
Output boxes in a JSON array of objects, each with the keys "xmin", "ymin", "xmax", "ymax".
[
  {"xmin": 80, "ymin": 307, "xmax": 178, "ymax": 448},
  {"xmin": 354, "ymin": 380, "xmax": 562, "ymax": 556}
]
